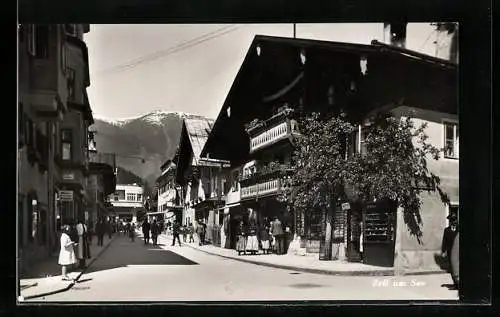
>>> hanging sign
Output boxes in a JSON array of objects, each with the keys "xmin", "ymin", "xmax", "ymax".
[
  {"xmin": 341, "ymin": 202, "xmax": 351, "ymax": 211},
  {"xmin": 62, "ymin": 172, "xmax": 75, "ymax": 181}
]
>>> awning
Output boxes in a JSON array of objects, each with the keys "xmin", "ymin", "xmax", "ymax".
[{"xmin": 225, "ymin": 202, "xmax": 241, "ymax": 208}]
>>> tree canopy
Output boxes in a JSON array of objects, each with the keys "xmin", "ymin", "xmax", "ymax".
[{"xmin": 284, "ymin": 111, "xmax": 449, "ymax": 241}]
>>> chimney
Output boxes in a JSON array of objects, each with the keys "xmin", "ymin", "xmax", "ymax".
[{"xmin": 383, "ymin": 22, "xmax": 407, "ymax": 48}]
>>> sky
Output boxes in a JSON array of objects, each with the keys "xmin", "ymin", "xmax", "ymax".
[{"xmin": 84, "ymin": 23, "xmax": 448, "ymax": 121}]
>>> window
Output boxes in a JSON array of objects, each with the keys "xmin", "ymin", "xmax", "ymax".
[
  {"xmin": 137, "ymin": 194, "xmax": 143, "ymax": 202},
  {"xmin": 61, "ymin": 130, "xmax": 72, "ymax": 160},
  {"xmin": 61, "ymin": 44, "xmax": 67, "ymax": 74},
  {"xmin": 29, "ymin": 25, "xmax": 49, "ymax": 58},
  {"xmin": 115, "ymin": 190, "xmax": 125, "ymax": 200},
  {"xmin": 64, "ymin": 24, "xmax": 77, "ymax": 36},
  {"xmin": 27, "ymin": 25, "xmax": 36, "ymax": 56},
  {"xmin": 444, "ymin": 122, "xmax": 459, "ymax": 159},
  {"xmin": 222, "ymin": 179, "xmax": 227, "ymax": 195},
  {"xmin": 127, "ymin": 193, "xmax": 136, "ymax": 201},
  {"xmin": 67, "ymin": 68, "xmax": 76, "ymax": 102}
]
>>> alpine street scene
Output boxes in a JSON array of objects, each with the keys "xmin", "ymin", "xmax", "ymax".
[{"xmin": 17, "ymin": 22, "xmax": 459, "ymax": 303}]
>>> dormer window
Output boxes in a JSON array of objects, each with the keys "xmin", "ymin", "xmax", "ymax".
[{"xmin": 64, "ymin": 24, "xmax": 77, "ymax": 37}]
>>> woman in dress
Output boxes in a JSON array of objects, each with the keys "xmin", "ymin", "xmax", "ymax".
[
  {"xmin": 235, "ymin": 221, "xmax": 247, "ymax": 256},
  {"xmin": 245, "ymin": 220, "xmax": 259, "ymax": 255},
  {"xmin": 260, "ymin": 223, "xmax": 271, "ymax": 254},
  {"xmin": 59, "ymin": 225, "xmax": 77, "ymax": 281}
]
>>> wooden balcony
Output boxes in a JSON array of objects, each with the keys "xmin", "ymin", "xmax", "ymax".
[
  {"xmin": 247, "ymin": 109, "xmax": 300, "ymax": 154},
  {"xmin": 241, "ymin": 178, "xmax": 282, "ymax": 200}
]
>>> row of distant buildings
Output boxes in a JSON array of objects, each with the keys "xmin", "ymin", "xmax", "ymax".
[
  {"xmin": 17, "ymin": 24, "xmax": 117, "ymax": 273},
  {"xmin": 149, "ymin": 22, "xmax": 458, "ymax": 272}
]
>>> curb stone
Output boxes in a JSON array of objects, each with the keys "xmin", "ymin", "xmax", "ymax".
[
  {"xmin": 159, "ymin": 235, "xmax": 446, "ymax": 277},
  {"xmin": 21, "ymin": 235, "xmax": 117, "ymax": 301}
]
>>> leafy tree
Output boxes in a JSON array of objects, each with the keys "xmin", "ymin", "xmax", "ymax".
[{"xmin": 284, "ymin": 111, "xmax": 449, "ymax": 242}]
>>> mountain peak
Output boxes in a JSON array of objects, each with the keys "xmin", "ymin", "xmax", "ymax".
[{"xmin": 93, "ymin": 110, "xmax": 186, "ymax": 126}]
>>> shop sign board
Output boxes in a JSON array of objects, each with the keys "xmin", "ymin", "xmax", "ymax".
[
  {"xmin": 341, "ymin": 202, "xmax": 351, "ymax": 211},
  {"xmin": 60, "ymin": 190, "xmax": 74, "ymax": 201}
]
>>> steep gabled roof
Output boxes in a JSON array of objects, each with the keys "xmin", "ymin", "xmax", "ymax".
[
  {"xmin": 200, "ymin": 35, "xmax": 457, "ymax": 161},
  {"xmin": 184, "ymin": 116, "xmax": 214, "ymax": 166}
]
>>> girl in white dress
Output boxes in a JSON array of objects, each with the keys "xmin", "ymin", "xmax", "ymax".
[{"xmin": 59, "ymin": 225, "xmax": 77, "ymax": 281}]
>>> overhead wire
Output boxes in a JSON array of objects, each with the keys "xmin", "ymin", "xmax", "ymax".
[{"xmin": 95, "ymin": 24, "xmax": 244, "ymax": 76}]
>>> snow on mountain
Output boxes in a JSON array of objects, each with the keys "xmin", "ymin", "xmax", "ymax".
[{"xmin": 93, "ymin": 110, "xmax": 186, "ymax": 127}]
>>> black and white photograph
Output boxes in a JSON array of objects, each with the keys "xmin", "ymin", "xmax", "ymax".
[{"xmin": 17, "ymin": 22, "xmax": 461, "ymax": 303}]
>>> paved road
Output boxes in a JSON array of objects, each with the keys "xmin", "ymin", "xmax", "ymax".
[{"xmin": 28, "ymin": 234, "xmax": 458, "ymax": 302}]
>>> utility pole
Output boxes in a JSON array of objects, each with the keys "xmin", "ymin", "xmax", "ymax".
[{"xmin": 293, "ymin": 24, "xmax": 296, "ymax": 39}]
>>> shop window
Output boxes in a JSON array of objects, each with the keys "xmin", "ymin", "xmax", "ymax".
[
  {"xmin": 444, "ymin": 121, "xmax": 459, "ymax": 159},
  {"xmin": 61, "ymin": 129, "xmax": 72, "ymax": 160},
  {"xmin": 127, "ymin": 193, "xmax": 136, "ymax": 201}
]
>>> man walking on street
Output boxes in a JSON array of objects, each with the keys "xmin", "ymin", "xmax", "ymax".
[
  {"xmin": 151, "ymin": 220, "xmax": 160, "ymax": 246},
  {"xmin": 188, "ymin": 222, "xmax": 195, "ymax": 243},
  {"xmin": 441, "ymin": 212, "xmax": 459, "ymax": 289},
  {"xmin": 142, "ymin": 219, "xmax": 151, "ymax": 245},
  {"xmin": 172, "ymin": 220, "xmax": 181, "ymax": 246},
  {"xmin": 96, "ymin": 218, "xmax": 105, "ymax": 247},
  {"xmin": 197, "ymin": 219, "xmax": 207, "ymax": 246},
  {"xmin": 271, "ymin": 217, "xmax": 285, "ymax": 255}
]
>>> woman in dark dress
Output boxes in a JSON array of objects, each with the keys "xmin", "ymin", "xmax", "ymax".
[
  {"xmin": 235, "ymin": 221, "xmax": 247, "ymax": 256},
  {"xmin": 259, "ymin": 224, "xmax": 271, "ymax": 254}
]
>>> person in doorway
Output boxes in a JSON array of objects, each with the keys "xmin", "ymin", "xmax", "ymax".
[
  {"xmin": 271, "ymin": 217, "xmax": 285, "ymax": 255},
  {"xmin": 151, "ymin": 220, "xmax": 160, "ymax": 245},
  {"xmin": 142, "ymin": 219, "xmax": 151, "ymax": 245},
  {"xmin": 260, "ymin": 223, "xmax": 271, "ymax": 254},
  {"xmin": 235, "ymin": 221, "xmax": 247, "ymax": 256},
  {"xmin": 441, "ymin": 212, "xmax": 459, "ymax": 289},
  {"xmin": 58, "ymin": 225, "xmax": 77, "ymax": 281},
  {"xmin": 76, "ymin": 218, "xmax": 91, "ymax": 269},
  {"xmin": 172, "ymin": 220, "xmax": 182, "ymax": 246},
  {"xmin": 96, "ymin": 218, "xmax": 105, "ymax": 247},
  {"xmin": 188, "ymin": 222, "xmax": 195, "ymax": 243},
  {"xmin": 245, "ymin": 219, "xmax": 259, "ymax": 255},
  {"xmin": 197, "ymin": 219, "xmax": 207, "ymax": 246}
]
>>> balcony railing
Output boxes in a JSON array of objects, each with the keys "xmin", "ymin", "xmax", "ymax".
[
  {"xmin": 241, "ymin": 178, "xmax": 282, "ymax": 200},
  {"xmin": 249, "ymin": 119, "xmax": 300, "ymax": 153}
]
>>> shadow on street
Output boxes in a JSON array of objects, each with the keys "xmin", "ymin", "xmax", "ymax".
[{"xmin": 83, "ymin": 235, "xmax": 198, "ymax": 274}]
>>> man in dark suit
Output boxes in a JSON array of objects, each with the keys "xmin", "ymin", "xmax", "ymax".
[
  {"xmin": 441, "ymin": 212, "xmax": 459, "ymax": 289},
  {"xmin": 172, "ymin": 220, "xmax": 182, "ymax": 246},
  {"xmin": 142, "ymin": 219, "xmax": 151, "ymax": 245},
  {"xmin": 271, "ymin": 217, "xmax": 285, "ymax": 255}
]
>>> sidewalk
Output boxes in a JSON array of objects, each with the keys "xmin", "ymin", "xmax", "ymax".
[
  {"xmin": 158, "ymin": 234, "xmax": 444, "ymax": 276},
  {"xmin": 19, "ymin": 234, "xmax": 116, "ymax": 301}
]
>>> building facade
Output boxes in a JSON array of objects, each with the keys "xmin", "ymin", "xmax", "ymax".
[
  {"xmin": 174, "ymin": 117, "xmax": 230, "ymax": 240},
  {"xmin": 153, "ymin": 160, "xmax": 182, "ymax": 222},
  {"xmin": 200, "ymin": 25, "xmax": 457, "ymax": 271},
  {"xmin": 108, "ymin": 184, "xmax": 145, "ymax": 223},
  {"xmin": 87, "ymin": 149, "xmax": 117, "ymax": 231},
  {"xmin": 17, "ymin": 24, "xmax": 96, "ymax": 273}
]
